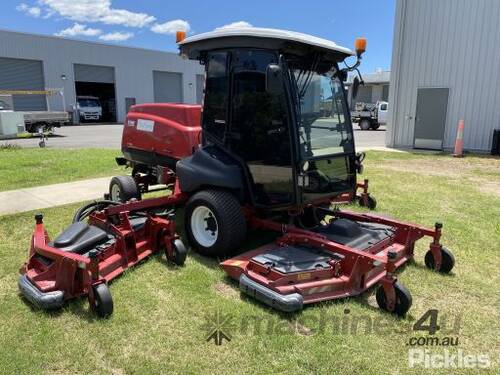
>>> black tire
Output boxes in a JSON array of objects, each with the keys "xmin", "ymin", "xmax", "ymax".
[
  {"xmin": 359, "ymin": 119, "xmax": 371, "ymax": 130},
  {"xmin": 376, "ymin": 281, "xmax": 412, "ymax": 317},
  {"xmin": 167, "ymin": 239, "xmax": 188, "ymax": 266},
  {"xmin": 185, "ymin": 189, "xmax": 246, "ymax": 257},
  {"xmin": 91, "ymin": 283, "xmax": 113, "ymax": 318},
  {"xmin": 109, "ymin": 175, "xmax": 141, "ymax": 202},
  {"xmin": 371, "ymin": 122, "xmax": 381, "ymax": 130},
  {"xmin": 359, "ymin": 195, "xmax": 377, "ymax": 210},
  {"xmin": 424, "ymin": 246, "xmax": 455, "ymax": 273}
]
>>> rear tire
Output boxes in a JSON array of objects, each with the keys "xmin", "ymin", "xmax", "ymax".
[
  {"xmin": 359, "ymin": 119, "xmax": 371, "ymax": 130},
  {"xmin": 109, "ymin": 176, "xmax": 141, "ymax": 202},
  {"xmin": 185, "ymin": 189, "xmax": 246, "ymax": 257}
]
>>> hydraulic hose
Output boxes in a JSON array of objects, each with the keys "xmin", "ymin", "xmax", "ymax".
[{"xmin": 72, "ymin": 200, "xmax": 120, "ymax": 223}]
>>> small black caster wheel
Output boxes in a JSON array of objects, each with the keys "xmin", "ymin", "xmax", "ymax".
[
  {"xmin": 425, "ymin": 246, "xmax": 455, "ymax": 273},
  {"xmin": 359, "ymin": 195, "xmax": 377, "ymax": 210},
  {"xmin": 91, "ymin": 283, "xmax": 113, "ymax": 318},
  {"xmin": 376, "ymin": 281, "xmax": 412, "ymax": 317},
  {"xmin": 39, "ymin": 140, "xmax": 46, "ymax": 148},
  {"xmin": 167, "ymin": 239, "xmax": 187, "ymax": 266}
]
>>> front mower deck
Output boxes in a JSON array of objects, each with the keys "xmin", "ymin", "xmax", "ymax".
[{"xmin": 221, "ymin": 209, "xmax": 448, "ymax": 314}]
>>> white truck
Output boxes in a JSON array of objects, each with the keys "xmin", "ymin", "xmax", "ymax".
[
  {"xmin": 351, "ymin": 101, "xmax": 388, "ymax": 130},
  {"xmin": 77, "ymin": 96, "xmax": 103, "ymax": 122}
]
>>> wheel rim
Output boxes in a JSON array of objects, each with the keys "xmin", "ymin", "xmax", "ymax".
[
  {"xmin": 111, "ymin": 184, "xmax": 121, "ymax": 201},
  {"xmin": 190, "ymin": 206, "xmax": 218, "ymax": 247}
]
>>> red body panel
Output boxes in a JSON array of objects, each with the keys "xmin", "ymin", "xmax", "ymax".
[{"xmin": 123, "ymin": 103, "xmax": 201, "ymax": 162}]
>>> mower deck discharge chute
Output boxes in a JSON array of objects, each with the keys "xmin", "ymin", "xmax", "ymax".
[{"xmin": 19, "ymin": 28, "xmax": 454, "ymax": 317}]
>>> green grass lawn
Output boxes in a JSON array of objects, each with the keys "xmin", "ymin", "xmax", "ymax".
[
  {"xmin": 0, "ymin": 148, "xmax": 122, "ymax": 191},
  {"xmin": 0, "ymin": 151, "xmax": 499, "ymax": 374}
]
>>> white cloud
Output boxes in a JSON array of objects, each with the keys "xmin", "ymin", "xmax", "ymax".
[
  {"xmin": 38, "ymin": 0, "xmax": 156, "ymax": 28},
  {"xmin": 151, "ymin": 19, "xmax": 190, "ymax": 35},
  {"xmin": 99, "ymin": 32, "xmax": 134, "ymax": 42},
  {"xmin": 215, "ymin": 21, "xmax": 253, "ymax": 30},
  {"xmin": 16, "ymin": 3, "xmax": 41, "ymax": 17},
  {"xmin": 55, "ymin": 23, "xmax": 102, "ymax": 37}
]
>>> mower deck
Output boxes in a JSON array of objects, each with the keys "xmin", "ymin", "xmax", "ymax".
[
  {"xmin": 221, "ymin": 209, "xmax": 445, "ymax": 313},
  {"xmin": 19, "ymin": 192, "xmax": 188, "ymax": 317}
]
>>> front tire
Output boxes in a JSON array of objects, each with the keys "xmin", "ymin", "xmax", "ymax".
[
  {"xmin": 185, "ymin": 189, "xmax": 246, "ymax": 257},
  {"xmin": 371, "ymin": 122, "xmax": 381, "ymax": 130}
]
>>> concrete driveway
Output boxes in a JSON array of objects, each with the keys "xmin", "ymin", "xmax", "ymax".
[
  {"xmin": 4, "ymin": 124, "xmax": 123, "ymax": 149},
  {"xmin": 3, "ymin": 124, "xmax": 387, "ymax": 149}
]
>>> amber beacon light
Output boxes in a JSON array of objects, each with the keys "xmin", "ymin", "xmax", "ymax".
[
  {"xmin": 176, "ymin": 31, "xmax": 186, "ymax": 43},
  {"xmin": 355, "ymin": 37, "xmax": 367, "ymax": 57}
]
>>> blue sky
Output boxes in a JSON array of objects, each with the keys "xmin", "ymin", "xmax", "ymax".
[{"xmin": 1, "ymin": 0, "xmax": 395, "ymax": 73}]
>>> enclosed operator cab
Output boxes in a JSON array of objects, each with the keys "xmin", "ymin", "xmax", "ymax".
[{"xmin": 177, "ymin": 28, "xmax": 358, "ymax": 210}]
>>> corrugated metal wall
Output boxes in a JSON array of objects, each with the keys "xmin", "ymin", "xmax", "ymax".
[{"xmin": 387, "ymin": 0, "xmax": 500, "ymax": 151}]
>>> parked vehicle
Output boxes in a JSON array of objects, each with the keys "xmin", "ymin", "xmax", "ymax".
[
  {"xmin": 351, "ymin": 101, "xmax": 388, "ymax": 130},
  {"xmin": 77, "ymin": 96, "xmax": 102, "ymax": 122}
]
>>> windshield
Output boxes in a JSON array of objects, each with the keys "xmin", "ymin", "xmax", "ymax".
[
  {"xmin": 78, "ymin": 98, "xmax": 100, "ymax": 107},
  {"xmin": 293, "ymin": 70, "xmax": 353, "ymax": 158}
]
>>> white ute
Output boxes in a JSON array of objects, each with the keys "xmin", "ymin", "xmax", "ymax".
[{"xmin": 351, "ymin": 101, "xmax": 388, "ymax": 130}]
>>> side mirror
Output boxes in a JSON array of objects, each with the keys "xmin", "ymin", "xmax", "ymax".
[
  {"xmin": 352, "ymin": 76, "xmax": 360, "ymax": 99},
  {"xmin": 266, "ymin": 64, "xmax": 284, "ymax": 96}
]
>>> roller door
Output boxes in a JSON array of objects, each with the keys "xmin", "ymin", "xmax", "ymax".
[
  {"xmin": 153, "ymin": 71, "xmax": 183, "ymax": 103},
  {"xmin": 0, "ymin": 57, "xmax": 46, "ymax": 111}
]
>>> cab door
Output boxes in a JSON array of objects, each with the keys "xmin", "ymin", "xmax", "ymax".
[{"xmin": 228, "ymin": 49, "xmax": 295, "ymax": 207}]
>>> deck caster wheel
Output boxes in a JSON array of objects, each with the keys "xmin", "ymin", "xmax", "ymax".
[
  {"xmin": 425, "ymin": 246, "xmax": 455, "ymax": 273},
  {"xmin": 90, "ymin": 283, "xmax": 113, "ymax": 318},
  {"xmin": 359, "ymin": 195, "xmax": 377, "ymax": 210},
  {"xmin": 109, "ymin": 175, "xmax": 141, "ymax": 202},
  {"xmin": 38, "ymin": 140, "xmax": 46, "ymax": 148},
  {"xmin": 376, "ymin": 281, "xmax": 412, "ymax": 317},
  {"xmin": 167, "ymin": 239, "xmax": 187, "ymax": 266}
]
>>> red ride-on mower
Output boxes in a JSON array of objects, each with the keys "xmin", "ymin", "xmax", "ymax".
[
  {"xmin": 19, "ymin": 193, "xmax": 188, "ymax": 317},
  {"xmin": 20, "ymin": 28, "xmax": 454, "ymax": 318}
]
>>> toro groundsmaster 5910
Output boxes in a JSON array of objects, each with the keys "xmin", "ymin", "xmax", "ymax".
[{"xmin": 20, "ymin": 28, "xmax": 454, "ymax": 317}]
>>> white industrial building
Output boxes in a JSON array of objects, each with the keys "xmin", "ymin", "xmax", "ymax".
[
  {"xmin": 387, "ymin": 0, "xmax": 500, "ymax": 152},
  {"xmin": 0, "ymin": 29, "xmax": 204, "ymax": 123}
]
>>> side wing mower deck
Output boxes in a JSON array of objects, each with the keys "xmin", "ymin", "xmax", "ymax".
[{"xmin": 222, "ymin": 209, "xmax": 454, "ymax": 315}]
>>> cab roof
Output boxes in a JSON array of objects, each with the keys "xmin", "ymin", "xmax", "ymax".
[{"xmin": 178, "ymin": 27, "xmax": 354, "ymax": 62}]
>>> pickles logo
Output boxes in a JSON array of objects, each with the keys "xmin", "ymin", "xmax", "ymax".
[{"xmin": 201, "ymin": 309, "xmax": 234, "ymax": 346}]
